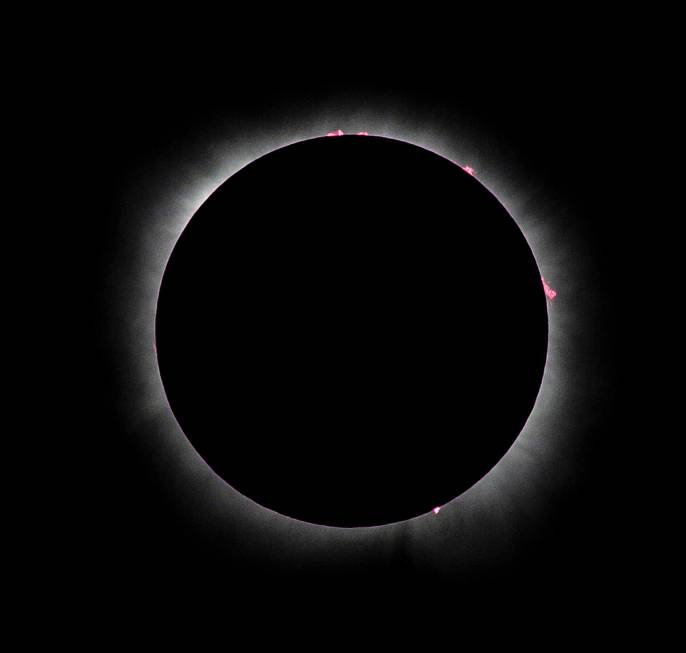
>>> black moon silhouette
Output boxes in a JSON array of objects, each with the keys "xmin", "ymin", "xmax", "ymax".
[{"xmin": 155, "ymin": 135, "xmax": 548, "ymax": 527}]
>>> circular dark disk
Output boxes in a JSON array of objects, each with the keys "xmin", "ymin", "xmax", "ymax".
[{"xmin": 155, "ymin": 135, "xmax": 548, "ymax": 527}]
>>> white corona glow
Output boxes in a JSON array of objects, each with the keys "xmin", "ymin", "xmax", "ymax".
[{"xmin": 107, "ymin": 100, "xmax": 590, "ymax": 574}]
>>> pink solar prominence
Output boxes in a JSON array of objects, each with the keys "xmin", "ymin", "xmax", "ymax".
[
  {"xmin": 326, "ymin": 129, "xmax": 368, "ymax": 136},
  {"xmin": 542, "ymin": 277, "xmax": 557, "ymax": 301}
]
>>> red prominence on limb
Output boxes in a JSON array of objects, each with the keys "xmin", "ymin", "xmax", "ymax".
[{"xmin": 542, "ymin": 277, "xmax": 557, "ymax": 300}]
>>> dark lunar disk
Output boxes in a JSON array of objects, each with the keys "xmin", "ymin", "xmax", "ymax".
[{"xmin": 155, "ymin": 136, "xmax": 548, "ymax": 527}]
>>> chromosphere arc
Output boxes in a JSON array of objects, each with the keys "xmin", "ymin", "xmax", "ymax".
[{"xmin": 155, "ymin": 136, "xmax": 548, "ymax": 527}]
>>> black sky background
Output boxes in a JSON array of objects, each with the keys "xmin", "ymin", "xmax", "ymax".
[{"xmin": 66, "ymin": 41, "xmax": 641, "ymax": 628}]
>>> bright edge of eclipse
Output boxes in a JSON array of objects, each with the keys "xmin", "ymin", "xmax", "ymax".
[{"xmin": 116, "ymin": 109, "xmax": 583, "ymax": 535}]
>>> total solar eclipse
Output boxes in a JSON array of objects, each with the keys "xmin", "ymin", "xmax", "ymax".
[{"xmin": 155, "ymin": 135, "xmax": 548, "ymax": 527}]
